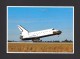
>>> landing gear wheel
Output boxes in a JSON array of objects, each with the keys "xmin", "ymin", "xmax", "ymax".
[{"xmin": 32, "ymin": 38, "xmax": 42, "ymax": 42}]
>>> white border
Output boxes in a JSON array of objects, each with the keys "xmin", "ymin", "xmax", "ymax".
[{"xmin": 7, "ymin": 6, "xmax": 74, "ymax": 54}]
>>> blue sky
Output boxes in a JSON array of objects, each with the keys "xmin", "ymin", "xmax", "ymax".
[{"xmin": 8, "ymin": 6, "xmax": 74, "ymax": 41}]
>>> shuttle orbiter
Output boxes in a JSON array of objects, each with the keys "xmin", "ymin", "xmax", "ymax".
[{"xmin": 18, "ymin": 25, "xmax": 62, "ymax": 42}]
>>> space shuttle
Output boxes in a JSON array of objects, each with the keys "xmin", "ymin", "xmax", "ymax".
[{"xmin": 18, "ymin": 25, "xmax": 62, "ymax": 42}]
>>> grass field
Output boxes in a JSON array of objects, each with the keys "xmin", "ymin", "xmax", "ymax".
[{"xmin": 8, "ymin": 42, "xmax": 73, "ymax": 53}]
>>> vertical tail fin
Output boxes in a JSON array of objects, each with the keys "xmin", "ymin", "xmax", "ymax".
[
  {"xmin": 18, "ymin": 25, "xmax": 29, "ymax": 38},
  {"xmin": 18, "ymin": 25, "xmax": 29, "ymax": 33}
]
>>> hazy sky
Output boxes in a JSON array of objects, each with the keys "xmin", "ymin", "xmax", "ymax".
[{"xmin": 8, "ymin": 6, "xmax": 74, "ymax": 41}]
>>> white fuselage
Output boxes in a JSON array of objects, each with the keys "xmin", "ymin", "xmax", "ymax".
[
  {"xmin": 22, "ymin": 29, "xmax": 60, "ymax": 39},
  {"xmin": 18, "ymin": 25, "xmax": 62, "ymax": 40}
]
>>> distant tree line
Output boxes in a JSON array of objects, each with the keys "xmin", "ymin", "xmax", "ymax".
[
  {"xmin": 8, "ymin": 40, "xmax": 17, "ymax": 42},
  {"xmin": 39, "ymin": 39, "xmax": 73, "ymax": 42},
  {"xmin": 61, "ymin": 39, "xmax": 72, "ymax": 42},
  {"xmin": 8, "ymin": 39, "xmax": 73, "ymax": 42}
]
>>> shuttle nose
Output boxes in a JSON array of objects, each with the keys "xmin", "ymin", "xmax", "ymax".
[
  {"xmin": 53, "ymin": 30, "xmax": 62, "ymax": 35},
  {"xmin": 57, "ymin": 30, "xmax": 62, "ymax": 35}
]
